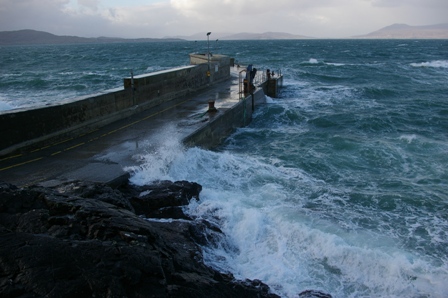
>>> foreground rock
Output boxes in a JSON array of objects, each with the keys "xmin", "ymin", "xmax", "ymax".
[{"xmin": 0, "ymin": 180, "xmax": 279, "ymax": 298}]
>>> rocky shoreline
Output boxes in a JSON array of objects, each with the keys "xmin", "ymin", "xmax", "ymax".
[{"xmin": 0, "ymin": 180, "xmax": 331, "ymax": 297}]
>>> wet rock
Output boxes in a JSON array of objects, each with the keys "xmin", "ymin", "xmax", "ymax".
[
  {"xmin": 0, "ymin": 180, "xmax": 279, "ymax": 298},
  {"xmin": 126, "ymin": 180, "xmax": 202, "ymax": 216},
  {"xmin": 299, "ymin": 289, "xmax": 333, "ymax": 298}
]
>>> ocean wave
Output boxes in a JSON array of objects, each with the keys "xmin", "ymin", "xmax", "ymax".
[
  {"xmin": 146, "ymin": 66, "xmax": 168, "ymax": 72},
  {"xmin": 399, "ymin": 134, "xmax": 418, "ymax": 144},
  {"xmin": 301, "ymin": 58, "xmax": 346, "ymax": 67},
  {"xmin": 126, "ymin": 99, "xmax": 448, "ymax": 297},
  {"xmin": 326, "ymin": 62, "xmax": 345, "ymax": 67},
  {"xmin": 0, "ymin": 98, "xmax": 16, "ymax": 111},
  {"xmin": 410, "ymin": 60, "xmax": 448, "ymax": 68},
  {"xmin": 299, "ymin": 58, "xmax": 322, "ymax": 66},
  {"xmin": 361, "ymin": 86, "xmax": 398, "ymax": 98}
]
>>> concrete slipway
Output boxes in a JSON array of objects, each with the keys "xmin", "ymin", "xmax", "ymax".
[{"xmin": 0, "ymin": 67, "xmax": 281, "ymax": 188}]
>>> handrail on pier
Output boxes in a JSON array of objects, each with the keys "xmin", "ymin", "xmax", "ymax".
[{"xmin": 235, "ymin": 64, "xmax": 282, "ymax": 99}]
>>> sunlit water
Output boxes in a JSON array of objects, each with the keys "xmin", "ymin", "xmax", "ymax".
[{"xmin": 2, "ymin": 40, "xmax": 448, "ymax": 297}]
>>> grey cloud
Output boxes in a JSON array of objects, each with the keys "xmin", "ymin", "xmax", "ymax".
[
  {"xmin": 0, "ymin": 0, "xmax": 446, "ymax": 39},
  {"xmin": 78, "ymin": 0, "xmax": 100, "ymax": 11},
  {"xmin": 370, "ymin": 0, "xmax": 448, "ymax": 8}
]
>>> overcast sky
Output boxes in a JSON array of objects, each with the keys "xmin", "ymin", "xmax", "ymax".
[{"xmin": 1, "ymin": 0, "xmax": 447, "ymax": 38}]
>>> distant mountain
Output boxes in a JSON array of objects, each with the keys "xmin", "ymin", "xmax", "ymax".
[
  {"xmin": 3, "ymin": 25, "xmax": 446, "ymax": 46},
  {"xmin": 353, "ymin": 23, "xmax": 448, "ymax": 39},
  {"xmin": 168, "ymin": 32, "xmax": 234, "ymax": 41},
  {"xmin": 0, "ymin": 29, "xmax": 184, "ymax": 45},
  {"xmin": 167, "ymin": 31, "xmax": 312, "ymax": 41},
  {"xmin": 221, "ymin": 32, "xmax": 312, "ymax": 40}
]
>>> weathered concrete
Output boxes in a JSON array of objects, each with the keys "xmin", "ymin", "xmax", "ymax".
[
  {"xmin": 184, "ymin": 88, "xmax": 266, "ymax": 149},
  {"xmin": 259, "ymin": 74, "xmax": 283, "ymax": 98},
  {"xmin": 189, "ymin": 53, "xmax": 231, "ymax": 68},
  {"xmin": 0, "ymin": 56, "xmax": 231, "ymax": 156},
  {"xmin": 0, "ymin": 61, "xmax": 282, "ymax": 188},
  {"xmin": 0, "ymin": 89, "xmax": 132, "ymax": 156}
]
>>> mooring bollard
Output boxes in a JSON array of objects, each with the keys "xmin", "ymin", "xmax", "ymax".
[{"xmin": 208, "ymin": 100, "xmax": 217, "ymax": 112}]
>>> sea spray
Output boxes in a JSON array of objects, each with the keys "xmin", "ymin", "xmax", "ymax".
[
  {"xmin": 128, "ymin": 133, "xmax": 448, "ymax": 297},
  {"xmin": 128, "ymin": 84, "xmax": 447, "ymax": 296},
  {"xmin": 126, "ymin": 124, "xmax": 187, "ymax": 184}
]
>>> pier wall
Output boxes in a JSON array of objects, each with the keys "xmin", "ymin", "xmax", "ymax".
[
  {"xmin": 0, "ymin": 59, "xmax": 231, "ymax": 155},
  {"xmin": 183, "ymin": 88, "xmax": 266, "ymax": 149},
  {"xmin": 259, "ymin": 75, "xmax": 283, "ymax": 98}
]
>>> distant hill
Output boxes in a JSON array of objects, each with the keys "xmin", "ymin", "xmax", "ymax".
[
  {"xmin": 169, "ymin": 31, "xmax": 312, "ymax": 41},
  {"xmin": 353, "ymin": 23, "xmax": 448, "ymax": 39},
  {"xmin": 220, "ymin": 32, "xmax": 312, "ymax": 40},
  {"xmin": 2, "ymin": 24, "xmax": 447, "ymax": 45},
  {"xmin": 0, "ymin": 29, "xmax": 184, "ymax": 45},
  {"xmin": 1, "ymin": 29, "xmax": 312, "ymax": 46}
]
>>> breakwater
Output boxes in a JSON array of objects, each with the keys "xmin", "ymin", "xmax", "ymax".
[
  {"xmin": 0, "ymin": 54, "xmax": 236, "ymax": 156},
  {"xmin": 0, "ymin": 53, "xmax": 282, "ymax": 157},
  {"xmin": 184, "ymin": 86, "xmax": 267, "ymax": 149}
]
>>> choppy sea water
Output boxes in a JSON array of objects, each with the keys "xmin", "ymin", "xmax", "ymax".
[{"xmin": 2, "ymin": 40, "xmax": 448, "ymax": 297}]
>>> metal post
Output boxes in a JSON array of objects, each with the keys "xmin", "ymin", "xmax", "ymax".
[
  {"xmin": 130, "ymin": 69, "xmax": 134, "ymax": 89},
  {"xmin": 206, "ymin": 32, "xmax": 211, "ymax": 71},
  {"xmin": 131, "ymin": 69, "xmax": 135, "ymax": 105}
]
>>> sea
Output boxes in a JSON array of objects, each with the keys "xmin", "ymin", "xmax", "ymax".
[{"xmin": 1, "ymin": 39, "xmax": 448, "ymax": 297}]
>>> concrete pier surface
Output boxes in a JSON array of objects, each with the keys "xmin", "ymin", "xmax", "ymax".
[{"xmin": 0, "ymin": 68, "xmax": 274, "ymax": 188}]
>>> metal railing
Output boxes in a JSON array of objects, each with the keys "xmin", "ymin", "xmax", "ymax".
[{"xmin": 235, "ymin": 64, "xmax": 282, "ymax": 99}]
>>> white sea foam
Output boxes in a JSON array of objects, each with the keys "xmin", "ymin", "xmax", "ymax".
[
  {"xmin": 399, "ymin": 134, "xmax": 418, "ymax": 144},
  {"xmin": 0, "ymin": 97, "xmax": 16, "ymax": 111},
  {"xmin": 410, "ymin": 60, "xmax": 448, "ymax": 68},
  {"xmin": 195, "ymin": 204, "xmax": 447, "ymax": 297},
  {"xmin": 129, "ymin": 135, "xmax": 448, "ymax": 297},
  {"xmin": 145, "ymin": 66, "xmax": 167, "ymax": 72},
  {"xmin": 185, "ymin": 177, "xmax": 448, "ymax": 297},
  {"xmin": 265, "ymin": 96, "xmax": 275, "ymax": 104},
  {"xmin": 126, "ymin": 124, "xmax": 186, "ymax": 184},
  {"xmin": 304, "ymin": 59, "xmax": 345, "ymax": 67},
  {"xmin": 326, "ymin": 62, "xmax": 345, "ymax": 66}
]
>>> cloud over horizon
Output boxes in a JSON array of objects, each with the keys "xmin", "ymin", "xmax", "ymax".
[{"xmin": 0, "ymin": 0, "xmax": 447, "ymax": 38}]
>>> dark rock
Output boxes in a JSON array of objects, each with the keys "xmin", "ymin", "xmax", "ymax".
[
  {"xmin": 189, "ymin": 219, "xmax": 224, "ymax": 246},
  {"xmin": 148, "ymin": 206, "xmax": 192, "ymax": 220},
  {"xmin": 299, "ymin": 289, "xmax": 333, "ymax": 298},
  {"xmin": 56, "ymin": 181, "xmax": 135, "ymax": 212},
  {"xmin": 0, "ymin": 180, "xmax": 279, "ymax": 298},
  {"xmin": 126, "ymin": 180, "xmax": 202, "ymax": 216}
]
